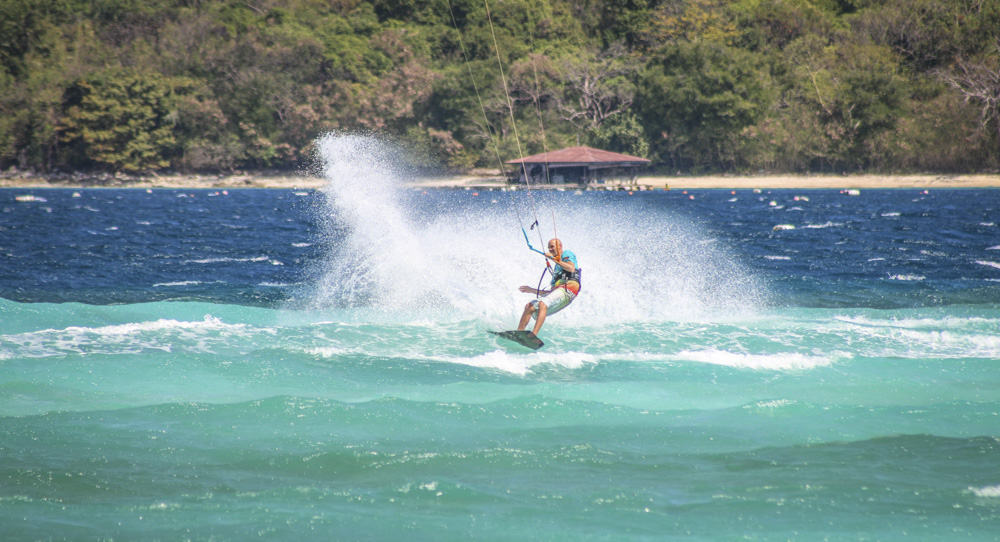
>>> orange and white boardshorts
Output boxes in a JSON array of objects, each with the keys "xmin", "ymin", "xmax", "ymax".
[{"xmin": 529, "ymin": 281, "xmax": 578, "ymax": 317}]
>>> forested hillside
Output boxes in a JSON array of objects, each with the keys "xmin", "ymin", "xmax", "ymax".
[{"xmin": 1, "ymin": 0, "xmax": 998, "ymax": 174}]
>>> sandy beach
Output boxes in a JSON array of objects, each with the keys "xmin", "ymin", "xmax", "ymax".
[
  {"xmin": 406, "ymin": 173, "xmax": 1000, "ymax": 190},
  {"xmin": 2, "ymin": 171, "xmax": 999, "ymax": 190}
]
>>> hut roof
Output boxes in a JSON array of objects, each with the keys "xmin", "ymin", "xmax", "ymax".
[{"xmin": 505, "ymin": 146, "xmax": 650, "ymax": 167}]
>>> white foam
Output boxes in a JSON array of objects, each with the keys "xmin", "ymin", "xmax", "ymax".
[
  {"xmin": 59, "ymin": 315, "xmax": 243, "ymax": 336},
  {"xmin": 804, "ymin": 222, "xmax": 843, "ymax": 229},
  {"xmin": 889, "ymin": 274, "xmax": 925, "ymax": 281},
  {"xmin": 185, "ymin": 256, "xmax": 270, "ymax": 264},
  {"xmin": 4, "ymin": 316, "xmax": 254, "ymax": 359},
  {"xmin": 969, "ymin": 485, "xmax": 1000, "ymax": 498},
  {"xmin": 434, "ymin": 350, "xmax": 597, "ymax": 375},
  {"xmin": 975, "ymin": 260, "xmax": 1000, "ymax": 270},
  {"xmin": 836, "ymin": 316, "xmax": 1000, "ymax": 357},
  {"xmin": 674, "ymin": 349, "xmax": 836, "ymax": 370},
  {"xmin": 304, "ymin": 344, "xmax": 596, "ymax": 376},
  {"xmin": 836, "ymin": 315, "xmax": 996, "ymax": 330},
  {"xmin": 304, "ymin": 346, "xmax": 351, "ymax": 358},
  {"xmin": 745, "ymin": 399, "xmax": 796, "ymax": 409},
  {"xmin": 153, "ymin": 281, "xmax": 203, "ymax": 287}
]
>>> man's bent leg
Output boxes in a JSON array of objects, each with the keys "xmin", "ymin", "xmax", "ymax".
[
  {"xmin": 517, "ymin": 302, "xmax": 536, "ymax": 331},
  {"xmin": 531, "ymin": 302, "xmax": 548, "ymax": 335}
]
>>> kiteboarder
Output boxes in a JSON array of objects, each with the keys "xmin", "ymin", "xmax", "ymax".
[{"xmin": 516, "ymin": 238, "xmax": 580, "ymax": 337}]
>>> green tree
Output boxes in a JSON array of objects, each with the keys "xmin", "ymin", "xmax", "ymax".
[
  {"xmin": 730, "ymin": 0, "xmax": 840, "ymax": 51},
  {"xmin": 643, "ymin": 0, "xmax": 740, "ymax": 47},
  {"xmin": 59, "ymin": 69, "xmax": 177, "ymax": 172},
  {"xmin": 3, "ymin": 0, "xmax": 999, "ymax": 174},
  {"xmin": 779, "ymin": 36, "xmax": 908, "ymax": 170},
  {"xmin": 587, "ymin": 111, "xmax": 649, "ymax": 157},
  {"xmin": 851, "ymin": 0, "xmax": 1000, "ymax": 71},
  {"xmin": 1, "ymin": 18, "xmax": 111, "ymax": 171},
  {"xmin": 637, "ymin": 40, "xmax": 768, "ymax": 171}
]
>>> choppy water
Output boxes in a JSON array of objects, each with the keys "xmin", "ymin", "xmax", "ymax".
[{"xmin": 2, "ymin": 136, "xmax": 999, "ymax": 540}]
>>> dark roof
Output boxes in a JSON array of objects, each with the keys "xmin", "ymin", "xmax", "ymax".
[{"xmin": 505, "ymin": 145, "xmax": 650, "ymax": 167}]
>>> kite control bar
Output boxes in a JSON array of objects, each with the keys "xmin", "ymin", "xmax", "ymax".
[{"xmin": 522, "ymin": 226, "xmax": 547, "ymax": 257}]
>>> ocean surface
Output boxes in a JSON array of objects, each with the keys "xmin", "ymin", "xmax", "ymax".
[{"xmin": 2, "ymin": 136, "xmax": 999, "ymax": 540}]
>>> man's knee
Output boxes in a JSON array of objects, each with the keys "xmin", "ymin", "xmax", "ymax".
[{"xmin": 524, "ymin": 301, "xmax": 546, "ymax": 314}]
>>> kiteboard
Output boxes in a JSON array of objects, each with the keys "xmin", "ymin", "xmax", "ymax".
[{"xmin": 489, "ymin": 330, "xmax": 544, "ymax": 350}]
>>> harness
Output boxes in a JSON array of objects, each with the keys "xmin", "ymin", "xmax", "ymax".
[
  {"xmin": 552, "ymin": 266, "xmax": 582, "ymax": 290},
  {"xmin": 534, "ymin": 264, "xmax": 582, "ymax": 299}
]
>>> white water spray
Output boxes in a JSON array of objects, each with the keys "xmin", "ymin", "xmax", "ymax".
[{"xmin": 308, "ymin": 133, "xmax": 767, "ymax": 325}]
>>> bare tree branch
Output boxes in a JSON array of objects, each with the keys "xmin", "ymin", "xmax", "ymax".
[
  {"xmin": 937, "ymin": 40, "xmax": 1000, "ymax": 146},
  {"xmin": 554, "ymin": 43, "xmax": 638, "ymax": 132}
]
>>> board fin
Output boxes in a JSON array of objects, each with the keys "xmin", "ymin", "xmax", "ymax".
[{"xmin": 488, "ymin": 330, "xmax": 544, "ymax": 350}]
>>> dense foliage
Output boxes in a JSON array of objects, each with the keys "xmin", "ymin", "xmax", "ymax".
[{"xmin": 1, "ymin": 0, "xmax": 998, "ymax": 174}]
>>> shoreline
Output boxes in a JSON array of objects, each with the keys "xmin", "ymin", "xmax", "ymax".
[{"xmin": 2, "ymin": 172, "xmax": 1000, "ymax": 190}]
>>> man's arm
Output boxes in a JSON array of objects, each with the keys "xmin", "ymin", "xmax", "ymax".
[
  {"xmin": 519, "ymin": 285, "xmax": 550, "ymax": 295},
  {"xmin": 546, "ymin": 251, "xmax": 575, "ymax": 273}
]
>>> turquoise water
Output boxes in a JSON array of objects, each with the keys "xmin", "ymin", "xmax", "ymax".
[{"xmin": 2, "ymin": 136, "xmax": 999, "ymax": 539}]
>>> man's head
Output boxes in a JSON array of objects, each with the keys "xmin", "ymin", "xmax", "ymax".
[{"xmin": 547, "ymin": 238, "xmax": 562, "ymax": 260}]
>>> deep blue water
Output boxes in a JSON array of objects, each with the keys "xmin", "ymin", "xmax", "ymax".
[
  {"xmin": 1, "ymin": 181, "xmax": 999, "ymax": 540},
  {"xmin": 4, "ymin": 188, "xmax": 998, "ymax": 308}
]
